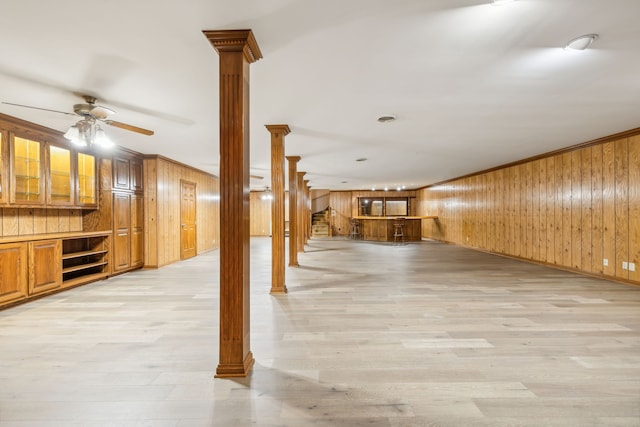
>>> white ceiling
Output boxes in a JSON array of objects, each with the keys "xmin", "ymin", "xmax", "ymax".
[{"xmin": 1, "ymin": 0, "xmax": 639, "ymax": 191}]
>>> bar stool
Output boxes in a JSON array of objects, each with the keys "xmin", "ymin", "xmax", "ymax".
[
  {"xmin": 393, "ymin": 218, "xmax": 405, "ymax": 245},
  {"xmin": 349, "ymin": 218, "xmax": 361, "ymax": 240}
]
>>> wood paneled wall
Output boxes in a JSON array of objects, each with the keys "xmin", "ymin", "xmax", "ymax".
[
  {"xmin": 418, "ymin": 133, "xmax": 640, "ymax": 284},
  {"xmin": 144, "ymin": 156, "xmax": 219, "ymax": 268},
  {"xmin": 0, "ymin": 208, "xmax": 82, "ymax": 236},
  {"xmin": 250, "ymin": 191, "xmax": 271, "ymax": 236},
  {"xmin": 329, "ymin": 192, "xmax": 353, "ymax": 236}
]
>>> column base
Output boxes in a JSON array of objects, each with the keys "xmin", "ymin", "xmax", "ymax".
[
  {"xmin": 270, "ymin": 285, "xmax": 288, "ymax": 294},
  {"xmin": 215, "ymin": 352, "xmax": 255, "ymax": 378}
]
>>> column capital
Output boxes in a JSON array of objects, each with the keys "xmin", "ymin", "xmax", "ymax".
[
  {"xmin": 203, "ymin": 29, "xmax": 263, "ymax": 63},
  {"xmin": 265, "ymin": 124, "xmax": 291, "ymax": 136},
  {"xmin": 286, "ymin": 156, "xmax": 301, "ymax": 163}
]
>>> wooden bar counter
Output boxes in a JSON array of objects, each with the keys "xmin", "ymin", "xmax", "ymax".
[{"xmin": 353, "ymin": 216, "xmax": 436, "ymax": 242}]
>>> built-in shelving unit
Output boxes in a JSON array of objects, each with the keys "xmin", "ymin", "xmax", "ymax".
[
  {"xmin": 0, "ymin": 231, "xmax": 111, "ymax": 309},
  {"xmin": 61, "ymin": 233, "xmax": 110, "ymax": 287}
]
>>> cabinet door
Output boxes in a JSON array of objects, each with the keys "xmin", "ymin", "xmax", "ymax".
[
  {"xmin": 0, "ymin": 242, "xmax": 28, "ymax": 306},
  {"xmin": 113, "ymin": 193, "xmax": 131, "ymax": 272},
  {"xmin": 130, "ymin": 158, "xmax": 143, "ymax": 192},
  {"xmin": 130, "ymin": 194, "xmax": 144, "ymax": 267},
  {"xmin": 0, "ymin": 131, "xmax": 6, "ymax": 205},
  {"xmin": 11, "ymin": 134, "xmax": 44, "ymax": 204},
  {"xmin": 113, "ymin": 157, "xmax": 131, "ymax": 190},
  {"xmin": 47, "ymin": 144, "xmax": 74, "ymax": 206},
  {"xmin": 77, "ymin": 152, "xmax": 97, "ymax": 206},
  {"xmin": 28, "ymin": 239, "xmax": 62, "ymax": 295}
]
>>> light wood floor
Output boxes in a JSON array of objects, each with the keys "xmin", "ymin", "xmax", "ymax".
[{"xmin": 1, "ymin": 238, "xmax": 639, "ymax": 426}]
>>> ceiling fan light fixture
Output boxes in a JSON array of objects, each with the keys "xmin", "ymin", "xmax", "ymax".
[
  {"xmin": 94, "ymin": 125, "xmax": 114, "ymax": 149},
  {"xmin": 564, "ymin": 34, "xmax": 599, "ymax": 51},
  {"xmin": 64, "ymin": 125, "xmax": 81, "ymax": 145}
]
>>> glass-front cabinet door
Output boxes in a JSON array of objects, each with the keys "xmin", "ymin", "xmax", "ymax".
[
  {"xmin": 11, "ymin": 135, "xmax": 44, "ymax": 204},
  {"xmin": 76, "ymin": 152, "xmax": 97, "ymax": 206},
  {"xmin": 0, "ymin": 132, "xmax": 5, "ymax": 205},
  {"xmin": 47, "ymin": 144, "xmax": 73, "ymax": 205}
]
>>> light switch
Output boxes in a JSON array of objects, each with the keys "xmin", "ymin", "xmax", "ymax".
[
  {"xmin": 630, "ymin": 263, "xmax": 636, "ymax": 272},
  {"xmin": 603, "ymin": 258, "xmax": 608, "ymax": 266},
  {"xmin": 622, "ymin": 261, "xmax": 628, "ymax": 270}
]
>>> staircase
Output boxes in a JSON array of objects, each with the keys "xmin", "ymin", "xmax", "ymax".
[{"xmin": 311, "ymin": 210, "xmax": 330, "ymax": 238}]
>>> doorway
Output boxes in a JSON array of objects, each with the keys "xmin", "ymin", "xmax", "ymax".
[{"xmin": 180, "ymin": 180, "xmax": 197, "ymax": 260}]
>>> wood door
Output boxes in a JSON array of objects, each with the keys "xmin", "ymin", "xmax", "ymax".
[
  {"xmin": 113, "ymin": 193, "xmax": 131, "ymax": 272},
  {"xmin": 180, "ymin": 180, "xmax": 197, "ymax": 260},
  {"xmin": 130, "ymin": 194, "xmax": 144, "ymax": 267},
  {"xmin": 0, "ymin": 242, "xmax": 28, "ymax": 306},
  {"xmin": 28, "ymin": 239, "xmax": 62, "ymax": 295}
]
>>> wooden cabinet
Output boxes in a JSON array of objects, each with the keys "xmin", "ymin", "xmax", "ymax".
[
  {"xmin": 113, "ymin": 193, "xmax": 131, "ymax": 272},
  {"xmin": 112, "ymin": 192, "xmax": 143, "ymax": 272},
  {"xmin": 0, "ymin": 131, "xmax": 6, "ymax": 205},
  {"xmin": 111, "ymin": 153, "xmax": 144, "ymax": 274},
  {"xmin": 113, "ymin": 156, "xmax": 143, "ymax": 192},
  {"xmin": 11, "ymin": 135, "xmax": 44, "ymax": 204},
  {"xmin": 0, "ymin": 242, "xmax": 28, "ymax": 305},
  {"xmin": 131, "ymin": 194, "xmax": 144, "ymax": 267},
  {"xmin": 0, "ymin": 231, "xmax": 111, "ymax": 310},
  {"xmin": 47, "ymin": 144, "xmax": 74, "ymax": 206},
  {"xmin": 131, "ymin": 158, "xmax": 143, "ymax": 192},
  {"xmin": 3, "ymin": 128, "xmax": 97, "ymax": 209},
  {"xmin": 28, "ymin": 239, "xmax": 62, "ymax": 295},
  {"xmin": 76, "ymin": 152, "xmax": 97, "ymax": 206}
]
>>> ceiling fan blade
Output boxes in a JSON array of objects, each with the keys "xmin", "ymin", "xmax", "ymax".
[
  {"xmin": 2, "ymin": 101, "xmax": 76, "ymax": 116},
  {"xmin": 104, "ymin": 120, "xmax": 154, "ymax": 136},
  {"xmin": 89, "ymin": 105, "xmax": 115, "ymax": 120}
]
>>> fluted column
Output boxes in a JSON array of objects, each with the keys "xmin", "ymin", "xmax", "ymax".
[
  {"xmin": 204, "ymin": 29, "xmax": 262, "ymax": 378},
  {"xmin": 266, "ymin": 124, "xmax": 290, "ymax": 294},
  {"xmin": 286, "ymin": 156, "xmax": 301, "ymax": 266},
  {"xmin": 303, "ymin": 179, "xmax": 311, "ymax": 244},
  {"xmin": 297, "ymin": 172, "xmax": 306, "ymax": 252}
]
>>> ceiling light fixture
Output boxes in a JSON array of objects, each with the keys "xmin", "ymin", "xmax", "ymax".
[
  {"xmin": 564, "ymin": 34, "xmax": 599, "ymax": 51},
  {"xmin": 64, "ymin": 118, "xmax": 114, "ymax": 149},
  {"xmin": 492, "ymin": 0, "xmax": 516, "ymax": 5},
  {"xmin": 377, "ymin": 115, "xmax": 396, "ymax": 123}
]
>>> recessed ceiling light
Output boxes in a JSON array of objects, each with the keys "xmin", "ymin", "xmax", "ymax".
[
  {"xmin": 377, "ymin": 115, "xmax": 396, "ymax": 123},
  {"xmin": 564, "ymin": 34, "xmax": 598, "ymax": 51},
  {"xmin": 492, "ymin": 0, "xmax": 516, "ymax": 5},
  {"xmin": 356, "ymin": 158, "xmax": 367, "ymax": 162}
]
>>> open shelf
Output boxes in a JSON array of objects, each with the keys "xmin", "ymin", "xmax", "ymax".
[{"xmin": 61, "ymin": 233, "xmax": 110, "ymax": 287}]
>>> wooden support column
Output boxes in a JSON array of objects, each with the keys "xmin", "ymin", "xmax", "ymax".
[
  {"xmin": 297, "ymin": 172, "xmax": 306, "ymax": 252},
  {"xmin": 266, "ymin": 124, "xmax": 290, "ymax": 294},
  {"xmin": 286, "ymin": 156, "xmax": 301, "ymax": 266},
  {"xmin": 304, "ymin": 179, "xmax": 310, "ymax": 243},
  {"xmin": 204, "ymin": 29, "xmax": 262, "ymax": 378}
]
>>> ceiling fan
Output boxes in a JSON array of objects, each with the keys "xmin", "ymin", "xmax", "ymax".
[{"xmin": 2, "ymin": 95, "xmax": 154, "ymax": 147}]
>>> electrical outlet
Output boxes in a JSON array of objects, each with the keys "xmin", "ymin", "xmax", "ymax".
[
  {"xmin": 603, "ymin": 258, "xmax": 608, "ymax": 266},
  {"xmin": 622, "ymin": 261, "xmax": 628, "ymax": 270},
  {"xmin": 630, "ymin": 263, "xmax": 636, "ymax": 272}
]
